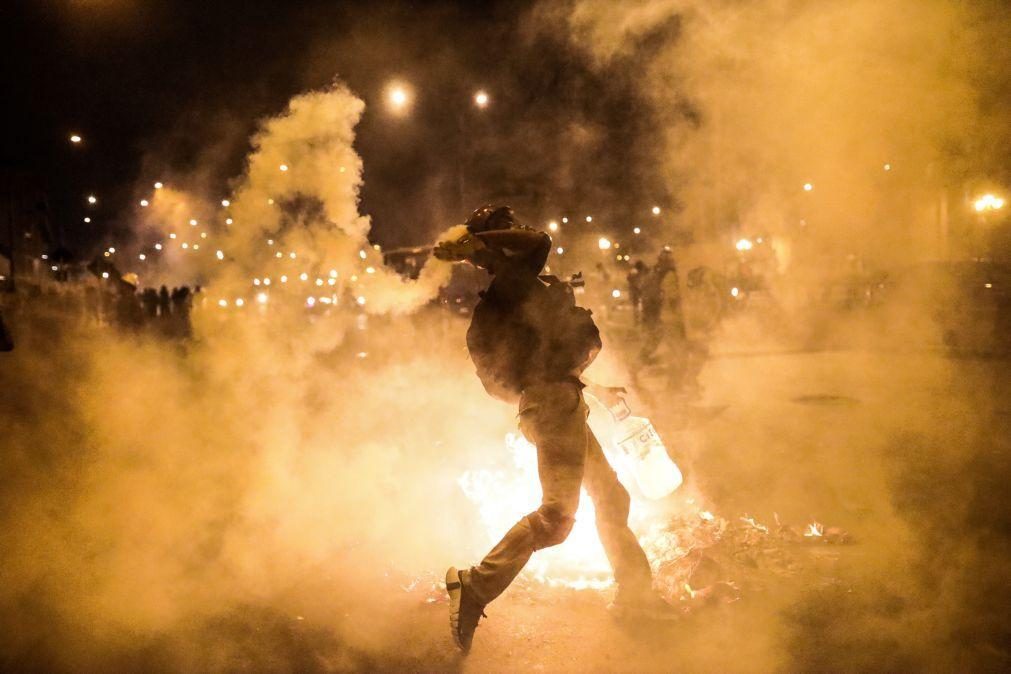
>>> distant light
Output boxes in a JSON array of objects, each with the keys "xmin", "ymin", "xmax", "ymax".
[
  {"xmin": 218, "ymin": 299, "xmax": 228, "ymax": 308},
  {"xmin": 69, "ymin": 134, "xmax": 82, "ymax": 144},
  {"xmin": 598, "ymin": 237, "xmax": 612, "ymax": 250},
  {"xmin": 731, "ymin": 287, "xmax": 740, "ymax": 297},
  {"xmin": 289, "ymin": 252, "xmax": 296, "ymax": 259},
  {"xmin": 611, "ymin": 289, "xmax": 621, "ymax": 299},
  {"xmin": 803, "ymin": 183, "xmax": 813, "ymax": 192},
  {"xmin": 154, "ymin": 243, "xmax": 163, "ymax": 250},
  {"xmin": 280, "ymin": 275, "xmax": 288, "ymax": 283},
  {"xmin": 315, "ymin": 278, "xmax": 323, "ymax": 286},
  {"xmin": 556, "ymin": 247, "xmax": 564, "ymax": 255},
  {"xmin": 548, "ymin": 221, "xmax": 559, "ymax": 232},
  {"xmin": 474, "ymin": 90, "xmax": 490, "ymax": 108},
  {"xmin": 756, "ymin": 237, "xmax": 764, "ymax": 244},
  {"xmin": 974, "ymin": 194, "xmax": 1005, "ymax": 212},
  {"xmin": 225, "ymin": 218, "xmax": 233, "ymax": 225},
  {"xmin": 263, "ymin": 278, "xmax": 271, "ymax": 286},
  {"xmin": 329, "ymin": 269, "xmax": 338, "ymax": 278},
  {"xmin": 153, "ymin": 182, "xmax": 164, "ymax": 189},
  {"xmin": 386, "ymin": 82, "xmax": 412, "ymax": 113},
  {"xmin": 256, "ymin": 292, "xmax": 269, "ymax": 304},
  {"xmin": 200, "ymin": 232, "xmax": 207, "ymax": 239},
  {"xmin": 83, "ymin": 217, "xmax": 91, "ymax": 223},
  {"xmin": 585, "ymin": 216, "xmax": 593, "ymax": 223},
  {"xmin": 623, "ymin": 255, "xmax": 630, "ymax": 261},
  {"xmin": 51, "ymin": 265, "xmax": 58, "ymax": 272},
  {"xmin": 192, "ymin": 244, "xmax": 199, "ymax": 250},
  {"xmin": 651, "ymin": 206, "xmax": 661, "ymax": 215},
  {"xmin": 253, "ymin": 278, "xmax": 261, "ymax": 286},
  {"xmin": 736, "ymin": 238, "xmax": 753, "ymax": 251},
  {"xmin": 267, "ymin": 239, "xmax": 274, "ymax": 246},
  {"xmin": 189, "ymin": 219, "xmax": 197, "ymax": 226},
  {"xmin": 883, "ymin": 163, "xmax": 891, "ymax": 171},
  {"xmin": 300, "ymin": 272, "xmax": 309, "ymax": 281},
  {"xmin": 108, "ymin": 247, "xmax": 116, "ymax": 254},
  {"xmin": 87, "ymin": 195, "xmax": 97, "ymax": 204},
  {"xmin": 234, "ymin": 298, "xmax": 245, "ymax": 307},
  {"xmin": 359, "ymin": 250, "xmax": 367, "ymax": 259},
  {"xmin": 356, "ymin": 296, "xmax": 366, "ymax": 306},
  {"xmin": 101, "ymin": 272, "xmax": 109, "ymax": 279},
  {"xmin": 561, "ymin": 217, "xmax": 568, "ymax": 224},
  {"xmin": 221, "ymin": 199, "xmax": 230, "ymax": 207},
  {"xmin": 327, "ymin": 278, "xmax": 336, "ymax": 286},
  {"xmin": 306, "ymin": 297, "xmax": 316, "ymax": 308},
  {"xmin": 181, "ymin": 243, "xmax": 189, "ymax": 249},
  {"xmin": 215, "ymin": 250, "xmax": 224, "ymax": 260},
  {"xmin": 139, "ymin": 199, "xmax": 149, "ymax": 207},
  {"xmin": 267, "ymin": 198, "xmax": 274, "ymax": 205},
  {"xmin": 275, "ymin": 251, "xmax": 283, "ymax": 258},
  {"xmin": 633, "ymin": 227, "xmax": 641, "ymax": 235},
  {"xmin": 169, "ymin": 233, "xmax": 177, "ymax": 239},
  {"xmin": 984, "ymin": 283, "xmax": 993, "ymax": 289},
  {"xmin": 138, "ymin": 254, "xmax": 146, "ymax": 261},
  {"xmin": 365, "ymin": 266, "xmax": 376, "ymax": 274},
  {"xmin": 41, "ymin": 254, "xmax": 48, "ymax": 260},
  {"xmin": 279, "ymin": 164, "xmax": 289, "ymax": 172}
]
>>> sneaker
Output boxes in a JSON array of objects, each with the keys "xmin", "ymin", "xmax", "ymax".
[
  {"xmin": 445, "ymin": 567, "xmax": 487, "ymax": 654},
  {"xmin": 608, "ymin": 593, "xmax": 681, "ymax": 621}
]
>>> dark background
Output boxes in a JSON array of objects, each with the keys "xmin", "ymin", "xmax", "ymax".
[{"xmin": 0, "ymin": 0, "xmax": 669, "ymax": 254}]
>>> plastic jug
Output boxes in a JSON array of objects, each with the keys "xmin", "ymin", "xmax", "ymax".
[{"xmin": 609, "ymin": 399, "xmax": 683, "ymax": 499}]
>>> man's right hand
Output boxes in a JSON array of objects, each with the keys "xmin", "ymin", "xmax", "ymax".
[{"xmin": 433, "ymin": 234, "xmax": 485, "ymax": 262}]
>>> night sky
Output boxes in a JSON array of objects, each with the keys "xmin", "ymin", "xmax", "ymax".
[{"xmin": 1, "ymin": 0, "xmax": 668, "ymax": 254}]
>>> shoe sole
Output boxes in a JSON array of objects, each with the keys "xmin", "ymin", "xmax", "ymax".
[{"xmin": 445, "ymin": 567, "xmax": 465, "ymax": 652}]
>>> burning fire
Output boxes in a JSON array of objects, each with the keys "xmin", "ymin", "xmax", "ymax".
[
  {"xmin": 804, "ymin": 521, "xmax": 824, "ymax": 537},
  {"xmin": 458, "ymin": 433, "xmax": 619, "ymax": 589}
]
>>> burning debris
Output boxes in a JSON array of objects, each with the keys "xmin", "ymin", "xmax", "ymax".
[{"xmin": 454, "ymin": 432, "xmax": 851, "ymax": 614}]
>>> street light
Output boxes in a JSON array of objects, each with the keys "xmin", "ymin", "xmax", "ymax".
[
  {"xmin": 651, "ymin": 206, "xmax": 661, "ymax": 215},
  {"xmin": 598, "ymin": 237, "xmax": 612, "ymax": 250},
  {"xmin": 69, "ymin": 134, "xmax": 82, "ymax": 144},
  {"xmin": 385, "ymin": 82, "xmax": 412, "ymax": 114},
  {"xmin": 87, "ymin": 195, "xmax": 97, "ymax": 204},
  {"xmin": 473, "ymin": 90, "xmax": 490, "ymax": 108},
  {"xmin": 548, "ymin": 220, "xmax": 559, "ymax": 232},
  {"xmin": 974, "ymin": 194, "xmax": 1005, "ymax": 212},
  {"xmin": 803, "ymin": 182, "xmax": 813, "ymax": 192}
]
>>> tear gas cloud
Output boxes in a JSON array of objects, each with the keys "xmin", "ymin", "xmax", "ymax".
[
  {"xmin": 561, "ymin": 0, "xmax": 1009, "ymax": 269},
  {"xmin": 2, "ymin": 2, "xmax": 1010, "ymax": 671}
]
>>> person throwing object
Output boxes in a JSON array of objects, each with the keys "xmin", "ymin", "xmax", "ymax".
[{"xmin": 434, "ymin": 205, "xmax": 677, "ymax": 655}]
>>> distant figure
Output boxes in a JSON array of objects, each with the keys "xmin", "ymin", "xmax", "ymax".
[
  {"xmin": 0, "ymin": 308, "xmax": 13, "ymax": 352},
  {"xmin": 626, "ymin": 260, "xmax": 647, "ymax": 325},
  {"xmin": 140, "ymin": 288, "xmax": 159, "ymax": 320},
  {"xmin": 158, "ymin": 285, "xmax": 171, "ymax": 318},
  {"xmin": 170, "ymin": 286, "xmax": 192, "ymax": 337},
  {"xmin": 115, "ymin": 279, "xmax": 144, "ymax": 330}
]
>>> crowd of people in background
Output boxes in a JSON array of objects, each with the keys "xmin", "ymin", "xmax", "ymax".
[{"xmin": 622, "ymin": 249, "xmax": 708, "ymax": 399}]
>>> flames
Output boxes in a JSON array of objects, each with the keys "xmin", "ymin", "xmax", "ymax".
[
  {"xmin": 455, "ymin": 432, "xmax": 849, "ymax": 601},
  {"xmin": 458, "ymin": 433, "xmax": 619, "ymax": 589}
]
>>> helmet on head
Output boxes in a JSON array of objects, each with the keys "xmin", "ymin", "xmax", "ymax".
[{"xmin": 464, "ymin": 205, "xmax": 517, "ymax": 234}]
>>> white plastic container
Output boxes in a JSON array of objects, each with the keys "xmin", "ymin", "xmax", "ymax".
[{"xmin": 609, "ymin": 400, "xmax": 683, "ymax": 499}]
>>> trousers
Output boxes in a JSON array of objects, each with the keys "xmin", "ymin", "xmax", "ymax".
[{"xmin": 464, "ymin": 381, "xmax": 654, "ymax": 604}]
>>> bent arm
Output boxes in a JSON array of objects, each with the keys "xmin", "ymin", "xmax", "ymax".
[{"xmin": 472, "ymin": 229, "xmax": 551, "ymax": 272}]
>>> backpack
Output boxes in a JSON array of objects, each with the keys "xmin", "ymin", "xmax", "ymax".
[{"xmin": 467, "ymin": 274, "xmax": 600, "ymax": 400}]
